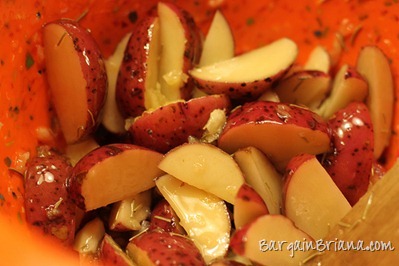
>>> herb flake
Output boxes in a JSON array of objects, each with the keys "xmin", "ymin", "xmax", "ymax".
[
  {"xmin": 4, "ymin": 156, "xmax": 12, "ymax": 167},
  {"xmin": 246, "ymin": 17, "xmax": 255, "ymax": 26},
  {"xmin": 25, "ymin": 52, "xmax": 34, "ymax": 69}
]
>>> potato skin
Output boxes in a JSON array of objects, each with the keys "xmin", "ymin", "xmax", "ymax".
[
  {"xmin": 322, "ymin": 102, "xmax": 374, "ymax": 205},
  {"xmin": 24, "ymin": 146, "xmax": 76, "ymax": 245},
  {"xmin": 116, "ymin": 3, "xmax": 202, "ymax": 118},
  {"xmin": 128, "ymin": 94, "xmax": 231, "ymax": 153},
  {"xmin": 116, "ymin": 15, "xmax": 159, "ymax": 118}
]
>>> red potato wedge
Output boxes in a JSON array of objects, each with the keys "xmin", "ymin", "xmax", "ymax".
[
  {"xmin": 199, "ymin": 10, "xmax": 235, "ymax": 67},
  {"xmin": 273, "ymin": 70, "xmax": 331, "ymax": 110},
  {"xmin": 317, "ymin": 64, "xmax": 368, "ymax": 119},
  {"xmin": 323, "ymin": 102, "xmax": 374, "ymax": 206},
  {"xmin": 103, "ymin": 33, "xmax": 131, "ymax": 134},
  {"xmin": 233, "ymin": 183, "xmax": 269, "ymax": 229},
  {"xmin": 155, "ymin": 174, "xmax": 231, "ymax": 263},
  {"xmin": 157, "ymin": 2, "xmax": 202, "ymax": 102},
  {"xmin": 43, "ymin": 19, "xmax": 107, "ymax": 144},
  {"xmin": 356, "ymin": 45, "xmax": 394, "ymax": 159},
  {"xmin": 128, "ymin": 94, "xmax": 231, "ymax": 153},
  {"xmin": 99, "ymin": 234, "xmax": 136, "ymax": 266},
  {"xmin": 218, "ymin": 101, "xmax": 331, "ymax": 171},
  {"xmin": 190, "ymin": 38, "xmax": 298, "ymax": 102},
  {"xmin": 68, "ymin": 144, "xmax": 164, "ymax": 211},
  {"xmin": 149, "ymin": 199, "xmax": 185, "ymax": 234},
  {"xmin": 303, "ymin": 45, "xmax": 331, "ymax": 73},
  {"xmin": 233, "ymin": 146, "xmax": 283, "ymax": 215},
  {"xmin": 116, "ymin": 15, "xmax": 161, "ymax": 118},
  {"xmin": 108, "ymin": 190, "xmax": 152, "ymax": 231},
  {"xmin": 230, "ymin": 214, "xmax": 314, "ymax": 265},
  {"xmin": 116, "ymin": 2, "xmax": 202, "ymax": 118},
  {"xmin": 126, "ymin": 230, "xmax": 206, "ymax": 266},
  {"xmin": 73, "ymin": 217, "xmax": 105, "ymax": 255},
  {"xmin": 24, "ymin": 146, "xmax": 76, "ymax": 245},
  {"xmin": 283, "ymin": 154, "xmax": 352, "ymax": 240},
  {"xmin": 158, "ymin": 142, "xmax": 245, "ymax": 204}
]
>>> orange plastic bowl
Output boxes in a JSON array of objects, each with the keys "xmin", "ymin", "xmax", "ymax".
[{"xmin": 1, "ymin": 0, "xmax": 399, "ymax": 264}]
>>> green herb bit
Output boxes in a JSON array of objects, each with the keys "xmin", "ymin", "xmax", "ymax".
[{"xmin": 25, "ymin": 52, "xmax": 34, "ymax": 69}]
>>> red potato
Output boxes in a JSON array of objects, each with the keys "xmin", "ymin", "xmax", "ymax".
[
  {"xmin": 128, "ymin": 94, "xmax": 231, "ymax": 153},
  {"xmin": 233, "ymin": 146, "xmax": 283, "ymax": 215},
  {"xmin": 218, "ymin": 101, "xmax": 331, "ymax": 171},
  {"xmin": 116, "ymin": 2, "xmax": 202, "ymax": 118},
  {"xmin": 233, "ymin": 183, "xmax": 269, "ymax": 229},
  {"xmin": 116, "ymin": 15, "xmax": 161, "ymax": 118},
  {"xmin": 68, "ymin": 144, "xmax": 164, "ymax": 211},
  {"xmin": 157, "ymin": 2, "xmax": 202, "ymax": 101},
  {"xmin": 189, "ymin": 38, "xmax": 297, "ymax": 102},
  {"xmin": 103, "ymin": 33, "xmax": 131, "ymax": 134},
  {"xmin": 303, "ymin": 45, "xmax": 331, "ymax": 73},
  {"xmin": 24, "ymin": 146, "xmax": 76, "ymax": 245},
  {"xmin": 317, "ymin": 64, "xmax": 368, "ymax": 119},
  {"xmin": 126, "ymin": 230, "xmax": 206, "ymax": 266},
  {"xmin": 43, "ymin": 19, "xmax": 107, "ymax": 144},
  {"xmin": 149, "ymin": 199, "xmax": 185, "ymax": 234},
  {"xmin": 273, "ymin": 70, "xmax": 331, "ymax": 110},
  {"xmin": 356, "ymin": 45, "xmax": 394, "ymax": 159},
  {"xmin": 158, "ymin": 143, "xmax": 245, "ymax": 204},
  {"xmin": 322, "ymin": 102, "xmax": 374, "ymax": 205},
  {"xmin": 155, "ymin": 174, "xmax": 231, "ymax": 263},
  {"xmin": 283, "ymin": 154, "xmax": 351, "ymax": 240},
  {"xmin": 99, "ymin": 234, "xmax": 136, "ymax": 266},
  {"xmin": 199, "ymin": 10, "xmax": 235, "ymax": 67},
  {"xmin": 230, "ymin": 214, "xmax": 314, "ymax": 265}
]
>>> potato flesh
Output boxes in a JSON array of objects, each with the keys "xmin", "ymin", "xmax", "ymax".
[
  {"xmin": 220, "ymin": 123, "xmax": 330, "ymax": 170},
  {"xmin": 190, "ymin": 38, "xmax": 297, "ymax": 82},
  {"xmin": 158, "ymin": 143, "xmax": 245, "ymax": 204},
  {"xmin": 199, "ymin": 10, "xmax": 234, "ymax": 67},
  {"xmin": 103, "ymin": 33, "xmax": 131, "ymax": 134},
  {"xmin": 81, "ymin": 149, "xmax": 163, "ymax": 211},
  {"xmin": 144, "ymin": 18, "xmax": 166, "ymax": 109},
  {"xmin": 155, "ymin": 174, "xmax": 230, "ymax": 264},
  {"xmin": 43, "ymin": 23, "xmax": 88, "ymax": 143},
  {"xmin": 158, "ymin": 2, "xmax": 186, "ymax": 102},
  {"xmin": 284, "ymin": 156, "xmax": 352, "ymax": 240}
]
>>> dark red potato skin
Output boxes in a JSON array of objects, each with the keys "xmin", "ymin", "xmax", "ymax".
[
  {"xmin": 50, "ymin": 19, "xmax": 108, "ymax": 142},
  {"xmin": 116, "ymin": 3, "xmax": 202, "ymax": 119},
  {"xmin": 193, "ymin": 74, "xmax": 279, "ymax": 104},
  {"xmin": 322, "ymin": 102, "xmax": 374, "ymax": 205},
  {"xmin": 220, "ymin": 101, "xmax": 330, "ymax": 136},
  {"xmin": 24, "ymin": 146, "xmax": 76, "ymax": 245},
  {"xmin": 149, "ymin": 199, "xmax": 185, "ymax": 234},
  {"xmin": 229, "ymin": 223, "xmax": 249, "ymax": 256},
  {"xmin": 129, "ymin": 94, "xmax": 231, "ymax": 153},
  {"xmin": 116, "ymin": 15, "xmax": 158, "ymax": 118}
]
